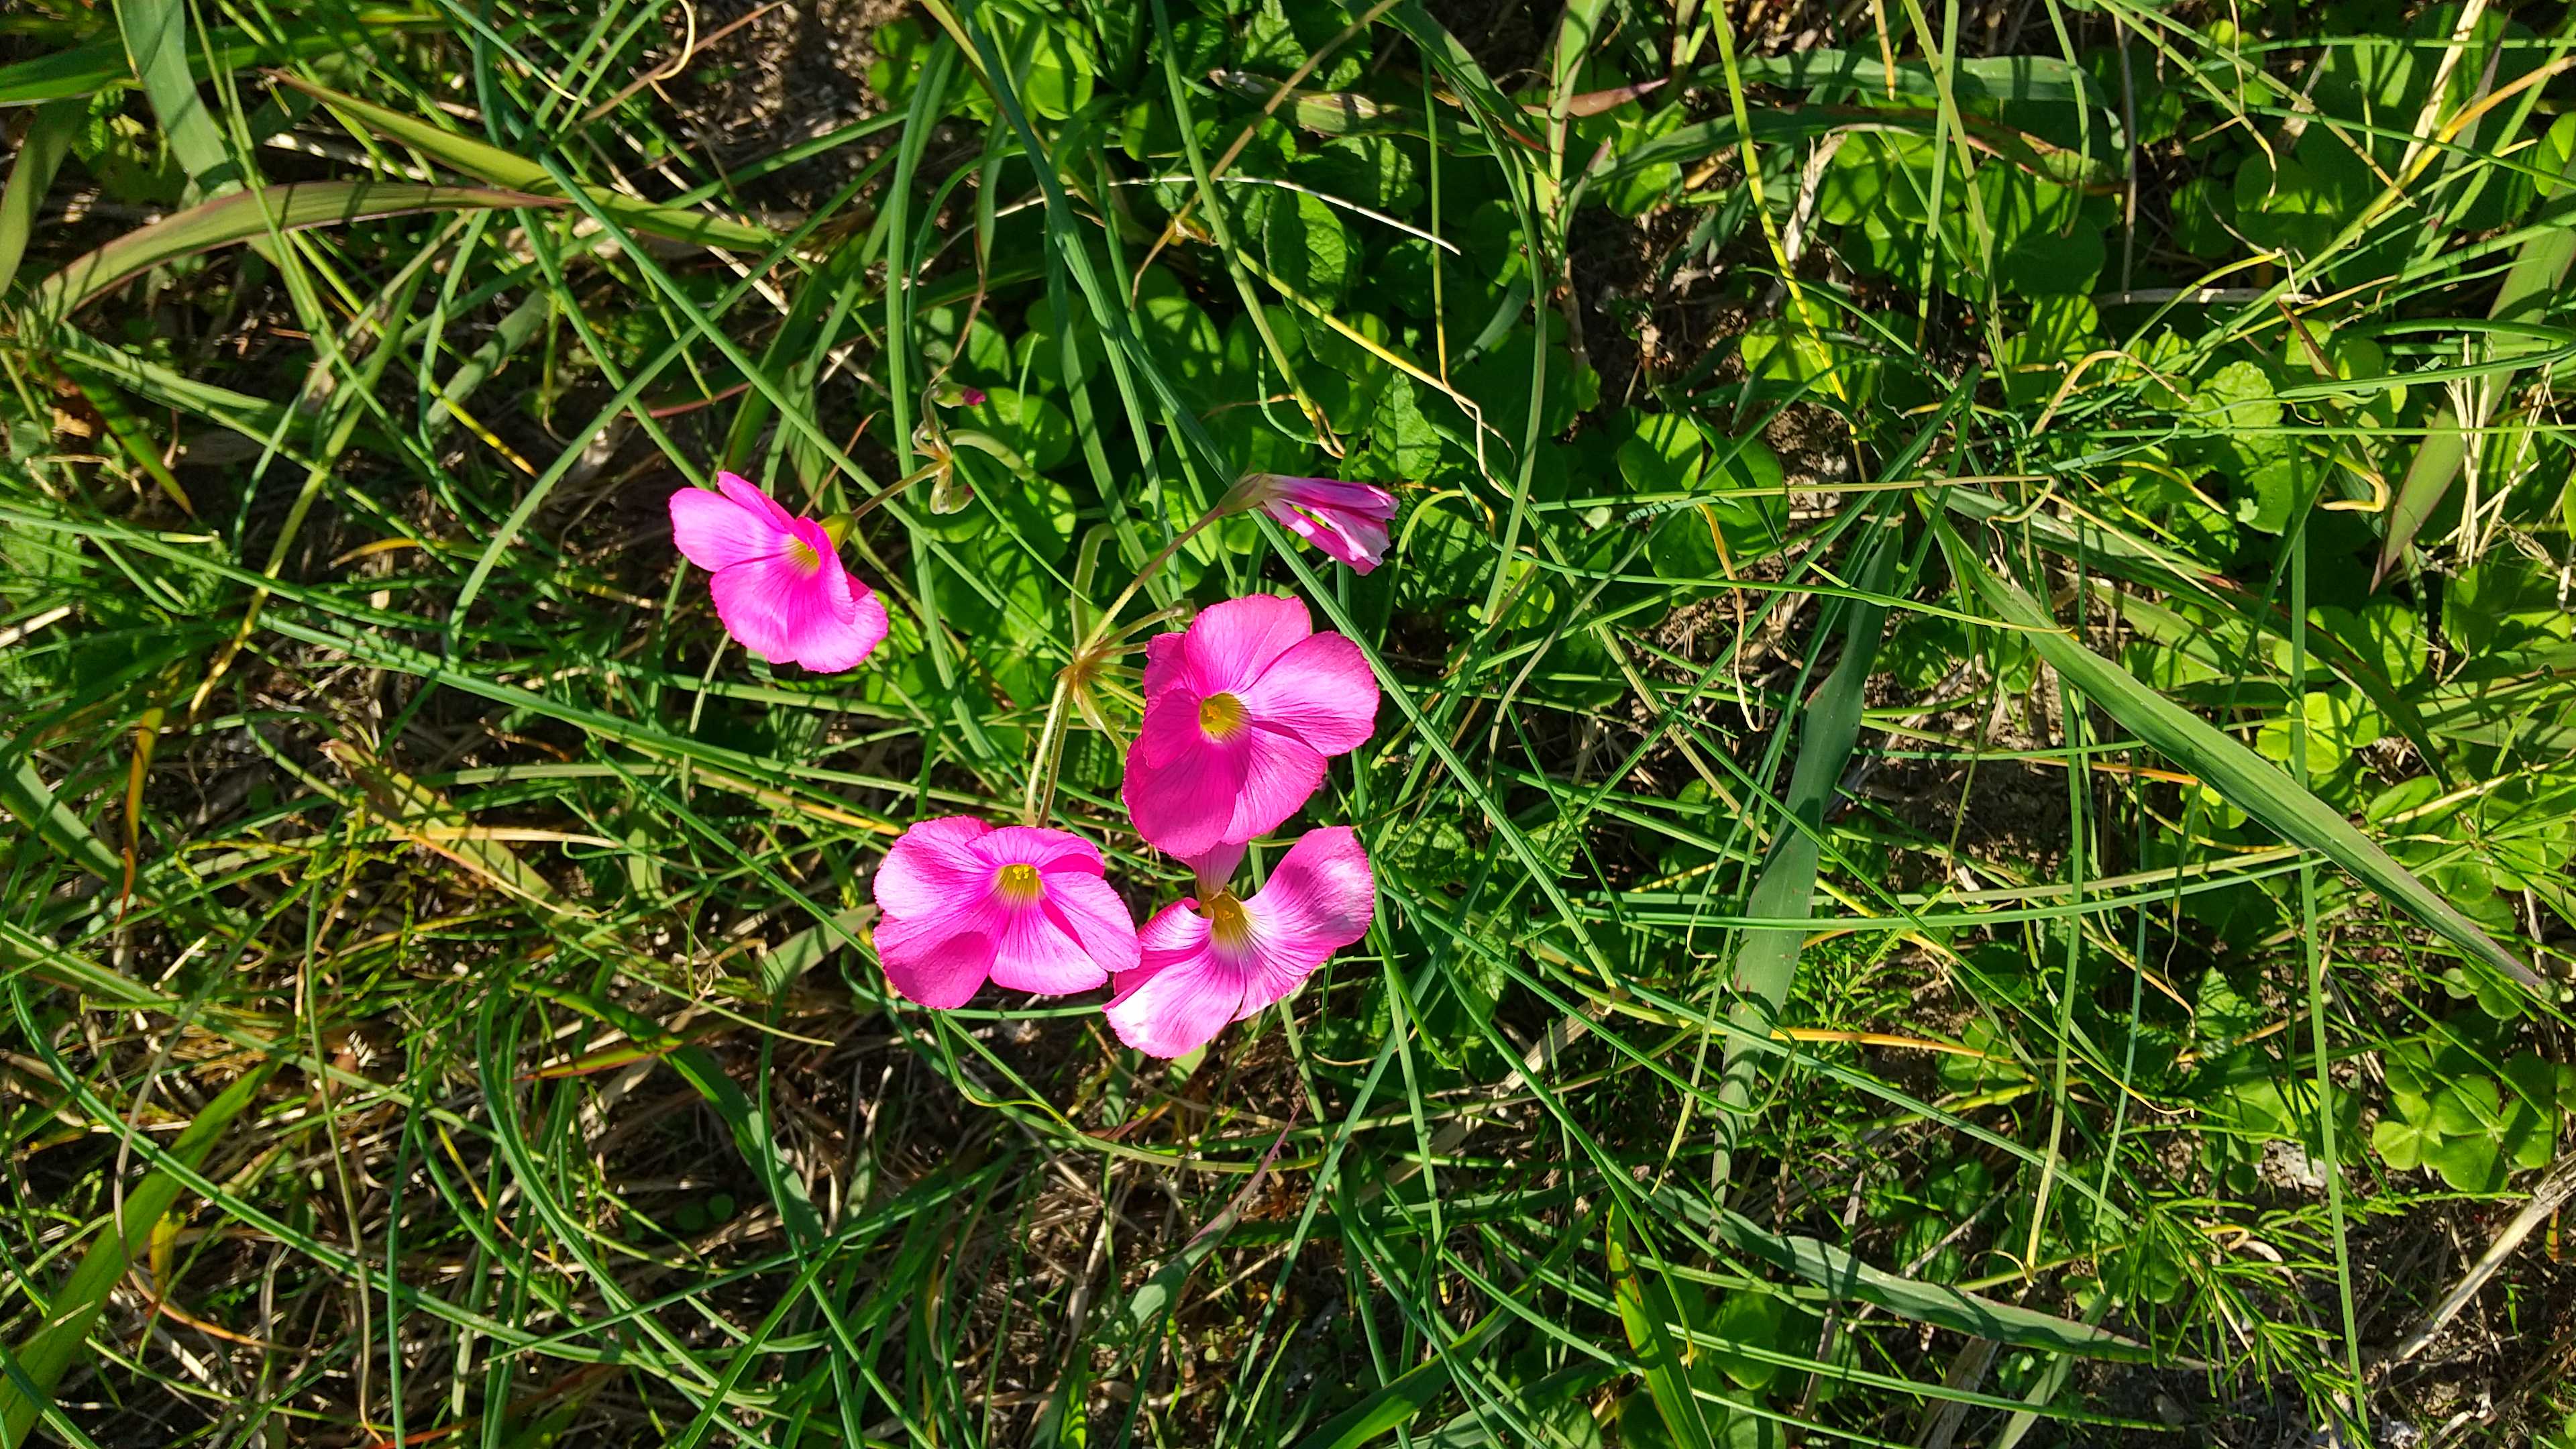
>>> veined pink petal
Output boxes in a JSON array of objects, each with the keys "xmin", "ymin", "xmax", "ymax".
[
  {"xmin": 708, "ymin": 549, "xmax": 836, "ymax": 663},
  {"xmin": 1271, "ymin": 504, "xmax": 1389, "ymax": 572},
  {"xmin": 872, "ymin": 815, "xmax": 993, "ymax": 919},
  {"xmin": 1105, "ymin": 902, "xmax": 1246, "ymax": 1058},
  {"xmin": 716, "ymin": 470, "xmax": 801, "ymax": 532},
  {"xmin": 875, "ymin": 898, "xmax": 1005, "ymax": 1008},
  {"xmin": 1140, "ymin": 631, "xmax": 1190, "ymax": 702},
  {"xmin": 976, "ymin": 825, "xmax": 1106, "ymax": 875},
  {"xmin": 1120, "ymin": 592, "xmax": 1378, "ymax": 856},
  {"xmin": 1177, "ymin": 593, "xmax": 1312, "ymax": 697},
  {"xmin": 1238, "ymin": 825, "xmax": 1375, "ymax": 1014},
  {"xmin": 670, "ymin": 485, "xmax": 780, "ymax": 571},
  {"xmin": 1242, "ymin": 476, "xmax": 1397, "ymax": 573},
  {"xmin": 1124, "ymin": 714, "xmax": 1326, "ymax": 857},
  {"xmin": 1122, "ymin": 718, "xmax": 1252, "ymax": 856},
  {"xmin": 789, "ymin": 577, "xmax": 889, "ymax": 672},
  {"xmin": 678, "ymin": 474, "xmax": 890, "ymax": 673},
  {"xmin": 1034, "ymin": 871, "xmax": 1143, "ymax": 979},
  {"xmin": 1229, "ymin": 730, "xmax": 1330, "ymax": 843},
  {"xmin": 985, "ymin": 891, "xmax": 1116, "ymax": 995},
  {"xmin": 1183, "ymin": 839, "xmax": 1247, "ymax": 894},
  {"xmin": 1104, "ymin": 828, "xmax": 1374, "ymax": 1058},
  {"xmin": 871, "ymin": 818, "xmax": 1138, "ymax": 1007},
  {"xmin": 1238, "ymin": 631, "xmax": 1377, "ymax": 756},
  {"xmin": 706, "ymin": 518, "xmax": 887, "ymax": 673}
]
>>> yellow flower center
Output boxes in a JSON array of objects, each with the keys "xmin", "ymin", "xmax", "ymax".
[
  {"xmin": 1205, "ymin": 892, "xmax": 1253, "ymax": 951},
  {"xmin": 1199, "ymin": 692, "xmax": 1247, "ymax": 740},
  {"xmin": 786, "ymin": 536, "xmax": 824, "ymax": 574},
  {"xmin": 995, "ymin": 863, "xmax": 1044, "ymax": 903}
]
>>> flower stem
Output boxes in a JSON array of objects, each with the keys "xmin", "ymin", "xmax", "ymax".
[
  {"xmin": 1021, "ymin": 499, "xmax": 1235, "ymax": 828},
  {"xmin": 846, "ymin": 458, "xmax": 947, "ymax": 525},
  {"xmin": 1022, "ymin": 674, "xmax": 1073, "ymax": 827},
  {"xmin": 1086, "ymin": 502, "xmax": 1230, "ymax": 653}
]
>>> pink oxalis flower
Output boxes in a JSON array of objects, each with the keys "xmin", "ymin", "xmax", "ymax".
[
  {"xmin": 870, "ymin": 817, "xmax": 1141, "ymax": 1009},
  {"xmin": 1122, "ymin": 593, "xmax": 1379, "ymax": 859},
  {"xmin": 1235, "ymin": 473, "xmax": 1397, "ymax": 573},
  {"xmin": 669, "ymin": 471, "xmax": 890, "ymax": 672},
  {"xmin": 1106, "ymin": 826, "xmax": 1375, "ymax": 1057}
]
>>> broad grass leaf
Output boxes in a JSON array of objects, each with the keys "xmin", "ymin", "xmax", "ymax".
[
  {"xmin": 1707, "ymin": 1291, "xmax": 1785, "ymax": 1392},
  {"xmin": 2166, "ymin": 176, "xmax": 2233, "ymax": 257},
  {"xmin": 2445, "ymin": 557, "xmax": 2575, "ymax": 657},
  {"xmin": 1, "ymin": 754, "xmax": 123, "ymax": 884},
  {"xmin": 1135, "ymin": 272, "xmax": 1227, "ymax": 398},
  {"xmin": 1373, "ymin": 374, "xmax": 1444, "ymax": 476},
  {"xmin": 1937, "ymin": 521, "xmax": 2538, "ymax": 994},
  {"xmin": 962, "ymin": 386, "xmax": 1076, "ymax": 472},
  {"xmin": 274, "ymin": 77, "xmax": 771, "ymax": 250},
  {"xmin": 0, "ymin": 1065, "xmax": 273, "ymax": 1447},
  {"xmin": 2232, "ymin": 146, "xmax": 2372, "ymax": 263},
  {"xmin": 25, "ymin": 182, "xmax": 553, "ymax": 323},
  {"xmin": 1981, "ymin": 168, "xmax": 2104, "ymax": 294},
  {"xmin": 1302, "ymin": 133, "xmax": 1419, "ymax": 213},
  {"xmin": 2371, "ymin": 1112, "xmax": 2433, "ymax": 1172},
  {"xmin": 1264, "ymin": 189, "xmax": 1355, "ymax": 305},
  {"xmin": 1615, "ymin": 409, "xmax": 1704, "ymax": 493},
  {"xmin": 1817, "ymin": 137, "xmax": 1897, "ymax": 225}
]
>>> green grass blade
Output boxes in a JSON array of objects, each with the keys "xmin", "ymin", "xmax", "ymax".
[
  {"xmin": 23, "ymin": 181, "xmax": 552, "ymax": 323},
  {"xmin": 113, "ymin": 0, "xmax": 235, "ymax": 196},
  {"xmin": 1937, "ymin": 516, "xmax": 2539, "ymax": 993},
  {"xmin": 1287, "ymin": 1309, "xmax": 1512, "ymax": 1449},
  {"xmin": 273, "ymin": 74, "xmax": 780, "ymax": 252},
  {"xmin": 1607, "ymin": 1212, "xmax": 1717, "ymax": 1447},
  {"xmin": 0, "ymin": 1063, "xmax": 275, "ymax": 1449},
  {"xmin": 0, "ymin": 13, "xmax": 443, "ymax": 105},
  {"xmin": 1711, "ymin": 519, "xmax": 1899, "ymax": 1190},
  {"xmin": 1697, "ymin": 1205, "xmax": 2176, "ymax": 1364},
  {"xmin": 2372, "ymin": 215, "xmax": 2576, "ymax": 584},
  {"xmin": 0, "ymin": 753, "xmax": 124, "ymax": 884},
  {"xmin": 0, "ymin": 97, "xmax": 77, "ymax": 299}
]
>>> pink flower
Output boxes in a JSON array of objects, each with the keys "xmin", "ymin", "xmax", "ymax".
[
  {"xmin": 1122, "ymin": 594, "xmax": 1380, "ymax": 859},
  {"xmin": 669, "ymin": 471, "xmax": 890, "ymax": 672},
  {"xmin": 1106, "ymin": 826, "xmax": 1375, "ymax": 1057},
  {"xmin": 1236, "ymin": 473, "xmax": 1397, "ymax": 573},
  {"xmin": 869, "ymin": 816, "xmax": 1141, "ymax": 1009}
]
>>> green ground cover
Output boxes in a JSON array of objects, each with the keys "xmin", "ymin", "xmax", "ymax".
[{"xmin": 7, "ymin": 0, "xmax": 2576, "ymax": 1442}]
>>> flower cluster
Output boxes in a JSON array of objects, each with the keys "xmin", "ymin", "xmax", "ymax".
[{"xmin": 667, "ymin": 468, "xmax": 1397, "ymax": 1058}]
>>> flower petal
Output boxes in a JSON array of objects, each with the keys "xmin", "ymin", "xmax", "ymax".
[
  {"xmin": 1140, "ymin": 630, "xmax": 1190, "ymax": 702},
  {"xmin": 1034, "ymin": 870, "xmax": 1142, "ymax": 979},
  {"xmin": 716, "ymin": 470, "xmax": 801, "ymax": 532},
  {"xmin": 1183, "ymin": 839, "xmax": 1246, "ymax": 894},
  {"xmin": 871, "ymin": 816, "xmax": 994, "ymax": 921},
  {"xmin": 788, "ymin": 565, "xmax": 889, "ymax": 673},
  {"xmin": 1226, "ymin": 729, "xmax": 1329, "ymax": 844},
  {"xmin": 1123, "ymin": 699, "xmax": 1249, "ymax": 855},
  {"xmin": 1271, "ymin": 502, "xmax": 1390, "ymax": 572},
  {"xmin": 706, "ymin": 521, "xmax": 882, "ymax": 672},
  {"xmin": 1238, "ymin": 825, "xmax": 1375, "ymax": 1015},
  {"xmin": 977, "ymin": 825, "xmax": 1106, "ymax": 875},
  {"xmin": 669, "ymin": 485, "xmax": 778, "ymax": 571},
  {"xmin": 1179, "ymin": 594, "xmax": 1313, "ymax": 697},
  {"xmin": 987, "ymin": 893, "xmax": 1118, "ymax": 994},
  {"xmin": 1124, "ymin": 721, "xmax": 1326, "ymax": 857},
  {"xmin": 1105, "ymin": 903, "xmax": 1248, "ymax": 1057},
  {"xmin": 873, "ymin": 901, "xmax": 1000, "ymax": 1008},
  {"xmin": 708, "ymin": 553, "xmax": 823, "ymax": 663},
  {"xmin": 1240, "ymin": 631, "xmax": 1378, "ymax": 757}
]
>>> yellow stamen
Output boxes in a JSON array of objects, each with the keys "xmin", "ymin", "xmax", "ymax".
[
  {"xmin": 996, "ymin": 863, "xmax": 1044, "ymax": 903},
  {"xmin": 786, "ymin": 536, "xmax": 823, "ymax": 574},
  {"xmin": 1199, "ymin": 691, "xmax": 1247, "ymax": 740},
  {"xmin": 1205, "ymin": 892, "xmax": 1253, "ymax": 950}
]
